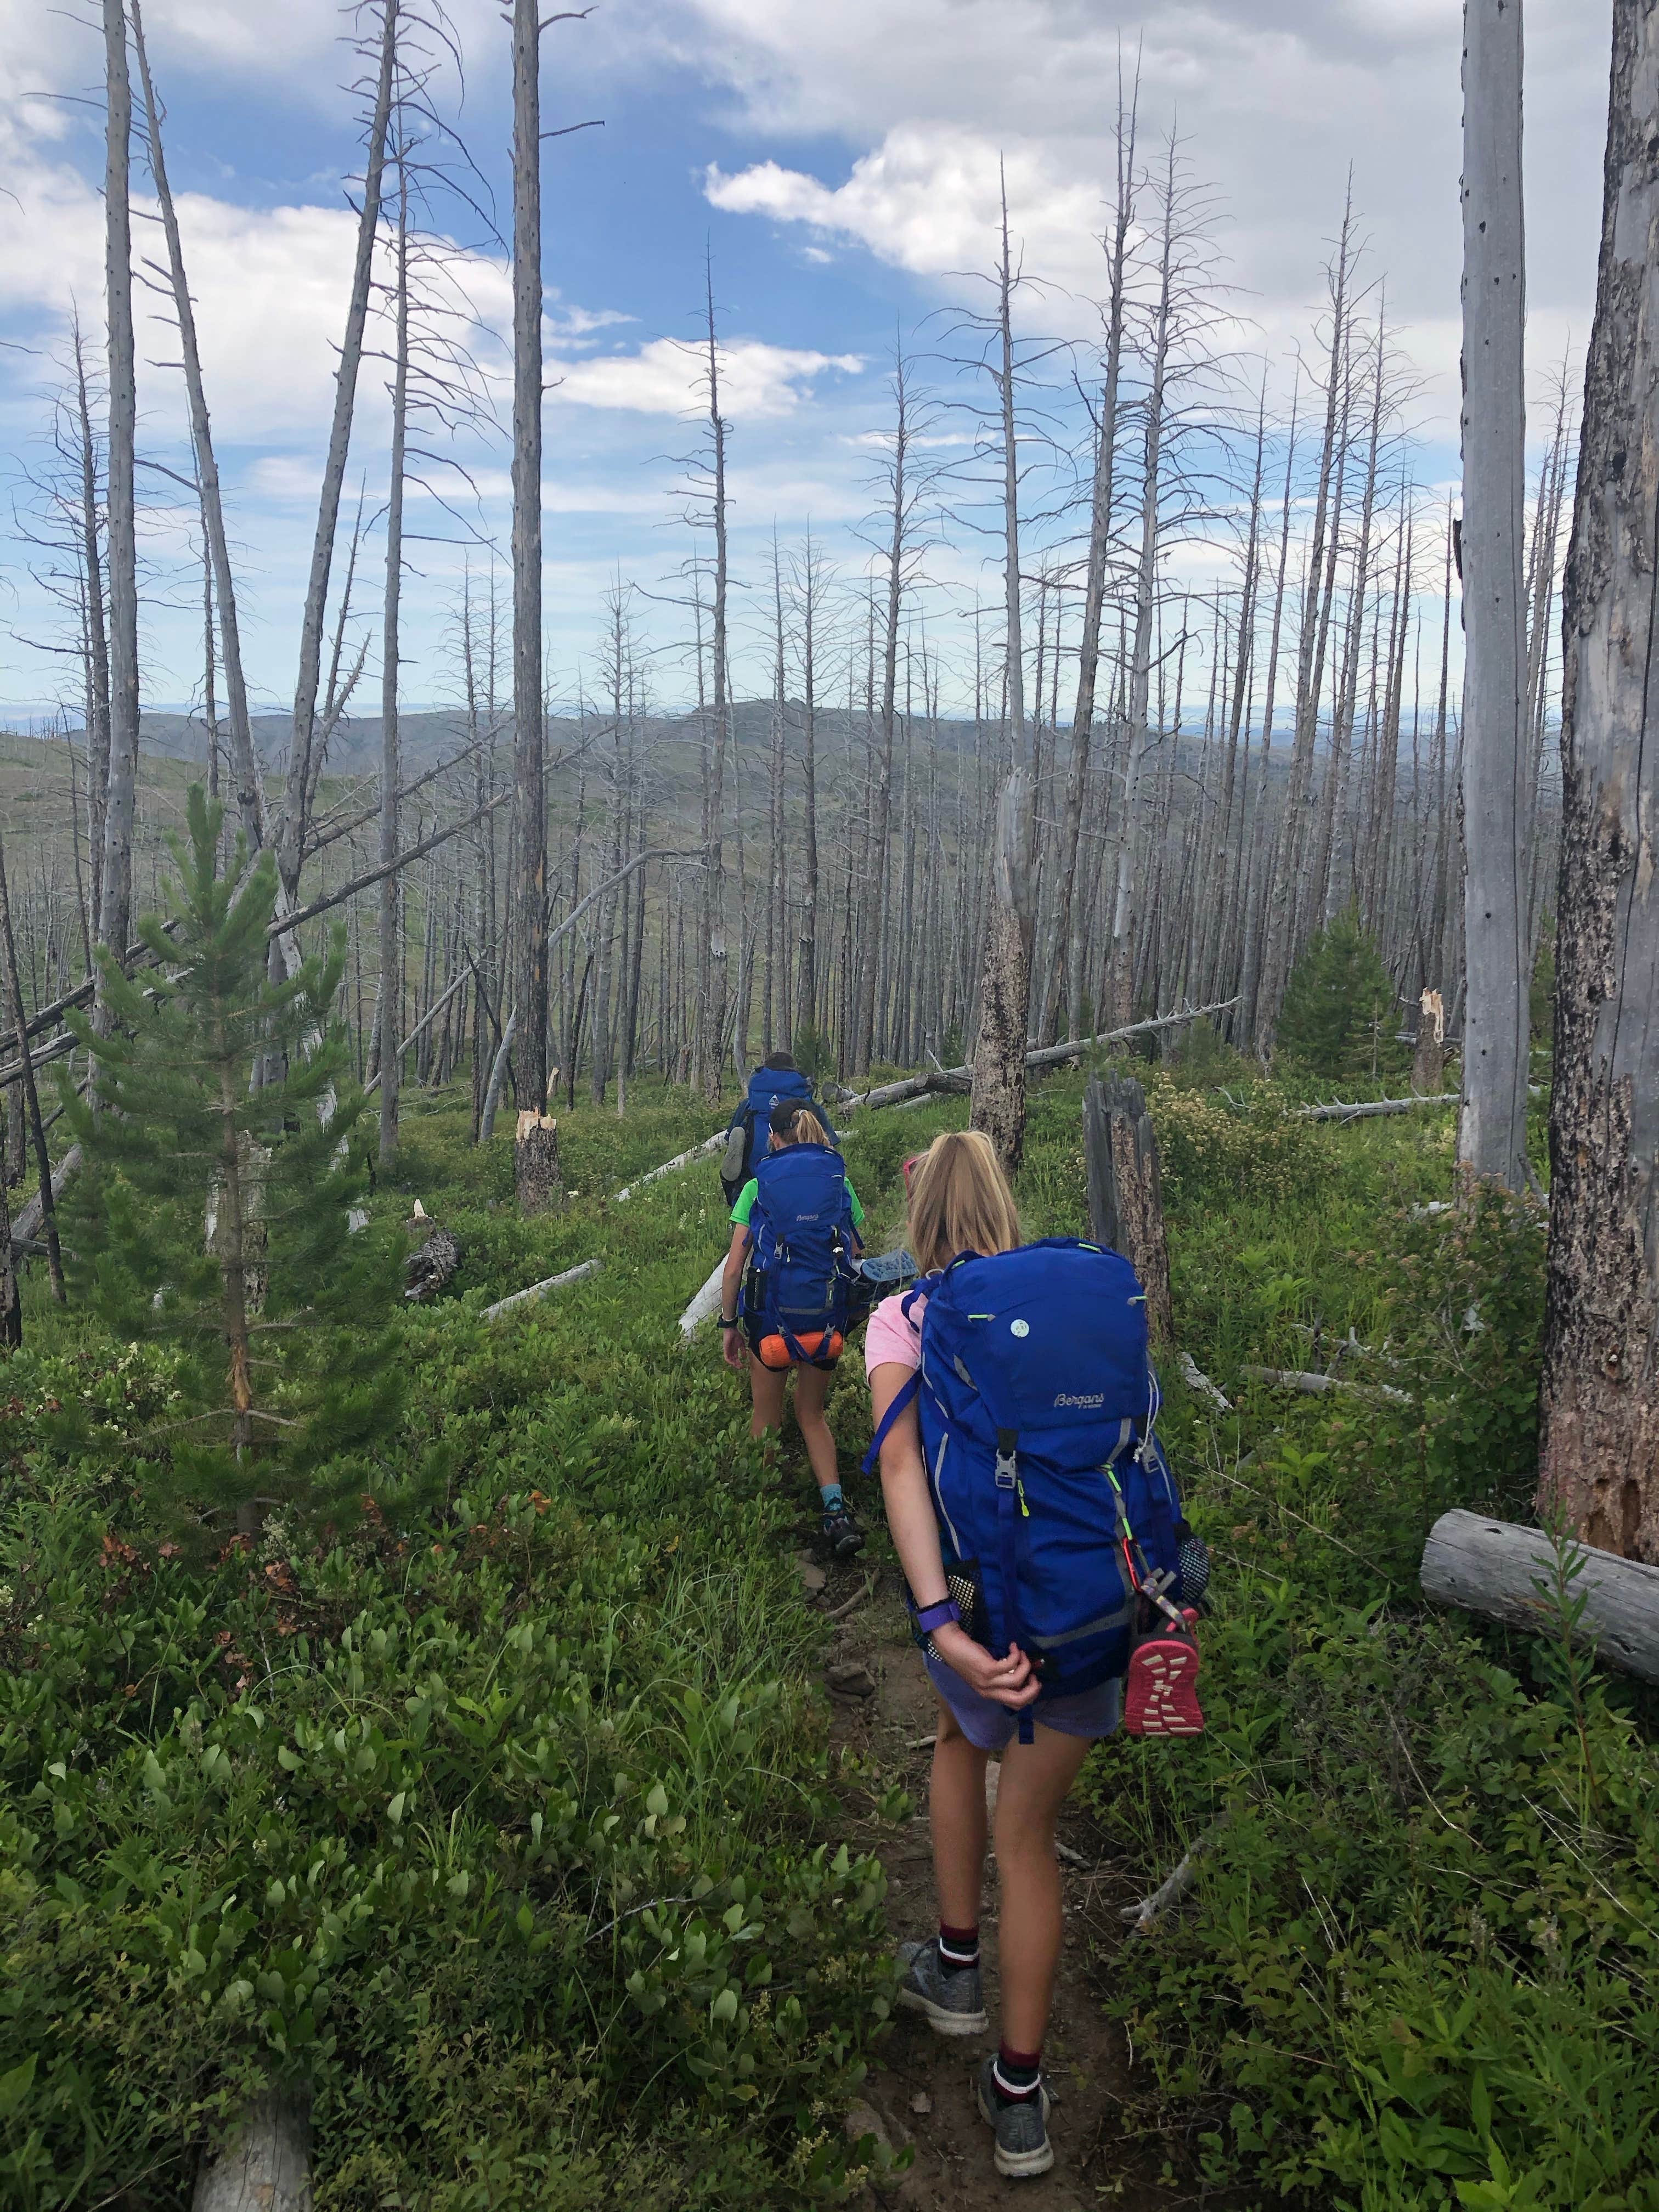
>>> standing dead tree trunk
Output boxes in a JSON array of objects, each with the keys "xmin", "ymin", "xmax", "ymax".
[
  {"xmin": 1084, "ymin": 1071, "xmax": 1173, "ymax": 1347},
  {"xmin": 1538, "ymin": 0, "xmax": 1659, "ymax": 1559},
  {"xmin": 852, "ymin": 357, "xmax": 913, "ymax": 1077},
  {"xmin": 0, "ymin": 835, "xmax": 64, "ymax": 1302},
  {"xmin": 131, "ymin": 2, "xmax": 264, "ymax": 855},
  {"xmin": 279, "ymin": 0, "xmax": 398, "ymax": 925},
  {"xmin": 378, "ymin": 137, "xmax": 411, "ymax": 1169},
  {"xmin": 1105, "ymin": 133, "xmax": 1182, "ymax": 1028},
  {"xmin": 510, "ymin": 0, "xmax": 549, "ymax": 1111},
  {"xmin": 99, "ymin": 0, "xmax": 140, "ymax": 976},
  {"xmin": 970, "ymin": 767, "xmax": 1036, "ymax": 1174},
  {"xmin": 1045, "ymin": 76, "xmax": 1137, "ymax": 1041},
  {"xmin": 1458, "ymin": 0, "xmax": 1531, "ymax": 1190},
  {"xmin": 71, "ymin": 320, "xmax": 111, "ymax": 938}
]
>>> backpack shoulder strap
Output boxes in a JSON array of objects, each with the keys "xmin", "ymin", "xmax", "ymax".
[{"xmin": 861, "ymin": 1370, "xmax": 920, "ymax": 1474}]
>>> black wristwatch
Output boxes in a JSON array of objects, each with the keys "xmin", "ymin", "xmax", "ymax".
[{"xmin": 718, "ymin": 1317, "xmax": 740, "ymax": 1330}]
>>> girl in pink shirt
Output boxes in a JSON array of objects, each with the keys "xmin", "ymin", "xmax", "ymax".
[{"xmin": 865, "ymin": 1130, "xmax": 1118, "ymax": 2181}]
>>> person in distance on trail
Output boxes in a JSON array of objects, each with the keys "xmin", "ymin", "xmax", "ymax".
[
  {"xmin": 719, "ymin": 1102, "xmax": 867, "ymax": 1559},
  {"xmin": 719, "ymin": 1048, "xmax": 838, "ymax": 1212},
  {"xmin": 865, "ymin": 1131, "xmax": 1120, "ymax": 2182}
]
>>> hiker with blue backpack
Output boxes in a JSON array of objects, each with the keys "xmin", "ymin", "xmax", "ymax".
[
  {"xmin": 865, "ymin": 1130, "xmax": 1207, "ymax": 2181},
  {"xmin": 719, "ymin": 1101, "xmax": 867, "ymax": 1559}
]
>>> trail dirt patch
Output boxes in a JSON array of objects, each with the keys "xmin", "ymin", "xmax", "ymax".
[{"xmin": 808, "ymin": 1543, "xmax": 1226, "ymax": 2210}]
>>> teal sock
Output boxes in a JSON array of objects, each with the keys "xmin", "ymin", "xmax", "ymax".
[{"xmin": 820, "ymin": 1482, "xmax": 845, "ymax": 1513}]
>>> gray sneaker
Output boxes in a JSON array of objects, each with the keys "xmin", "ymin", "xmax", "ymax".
[
  {"xmin": 975, "ymin": 2055, "xmax": 1053, "ymax": 2179},
  {"xmin": 894, "ymin": 1937, "xmax": 988, "ymax": 2036}
]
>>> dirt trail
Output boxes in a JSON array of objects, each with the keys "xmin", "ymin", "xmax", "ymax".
[{"xmin": 810, "ymin": 1545, "xmax": 1217, "ymax": 2211}]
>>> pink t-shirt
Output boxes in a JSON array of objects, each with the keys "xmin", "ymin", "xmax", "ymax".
[{"xmin": 864, "ymin": 1289, "xmax": 928, "ymax": 1376}]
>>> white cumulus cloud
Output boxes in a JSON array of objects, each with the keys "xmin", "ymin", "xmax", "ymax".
[{"xmin": 553, "ymin": 336, "xmax": 862, "ymax": 419}]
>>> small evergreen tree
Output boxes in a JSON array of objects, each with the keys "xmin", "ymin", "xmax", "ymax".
[
  {"xmin": 1277, "ymin": 906, "xmax": 1407, "ymax": 1082},
  {"xmin": 60, "ymin": 788, "xmax": 403, "ymax": 1539}
]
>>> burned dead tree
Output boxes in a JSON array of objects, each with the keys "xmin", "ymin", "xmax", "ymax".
[
  {"xmin": 1538, "ymin": 0, "xmax": 1659, "ymax": 1559},
  {"xmin": 1084, "ymin": 1071, "xmax": 1173, "ymax": 1346}
]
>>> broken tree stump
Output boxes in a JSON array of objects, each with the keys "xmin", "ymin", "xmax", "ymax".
[
  {"xmin": 404, "ymin": 1202, "xmax": 461, "ymax": 1303},
  {"xmin": 1421, "ymin": 1509, "xmax": 1659, "ymax": 1684},
  {"xmin": 514, "ymin": 1110, "xmax": 563, "ymax": 1217},
  {"xmin": 1412, "ymin": 987, "xmax": 1446, "ymax": 1097},
  {"xmin": 1084, "ymin": 1073, "xmax": 1173, "ymax": 1346}
]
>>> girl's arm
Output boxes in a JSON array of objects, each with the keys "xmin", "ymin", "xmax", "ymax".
[
  {"xmin": 870, "ymin": 1362, "xmax": 1037, "ymax": 1709},
  {"xmin": 719, "ymin": 1224, "xmax": 748, "ymax": 1370}
]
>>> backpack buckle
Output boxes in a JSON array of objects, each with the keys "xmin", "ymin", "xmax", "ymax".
[{"xmin": 994, "ymin": 1427, "xmax": 1018, "ymax": 1490}]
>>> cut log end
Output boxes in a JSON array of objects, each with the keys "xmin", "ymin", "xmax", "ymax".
[{"xmin": 193, "ymin": 2091, "xmax": 313, "ymax": 2212}]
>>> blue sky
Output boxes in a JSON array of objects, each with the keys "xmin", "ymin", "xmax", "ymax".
[{"xmin": 0, "ymin": 0, "xmax": 1610, "ymax": 724}]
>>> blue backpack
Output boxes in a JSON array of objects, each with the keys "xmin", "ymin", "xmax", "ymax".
[
  {"xmin": 865, "ymin": 1239, "xmax": 1202, "ymax": 1740},
  {"xmin": 741, "ymin": 1143, "xmax": 857, "ymax": 1368},
  {"xmin": 721, "ymin": 1069, "xmax": 837, "ymax": 1205}
]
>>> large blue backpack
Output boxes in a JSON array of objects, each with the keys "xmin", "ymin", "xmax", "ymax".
[
  {"xmin": 741, "ymin": 1143, "xmax": 857, "ymax": 1368},
  {"xmin": 866, "ymin": 1239, "xmax": 1200, "ymax": 1740},
  {"xmin": 721, "ymin": 1069, "xmax": 837, "ymax": 1205}
]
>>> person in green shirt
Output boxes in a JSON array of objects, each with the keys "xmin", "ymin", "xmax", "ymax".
[{"xmin": 719, "ymin": 1104, "xmax": 866, "ymax": 1557}]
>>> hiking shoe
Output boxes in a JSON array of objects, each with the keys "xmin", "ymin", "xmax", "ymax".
[
  {"xmin": 822, "ymin": 1499, "xmax": 866, "ymax": 1559},
  {"xmin": 975, "ymin": 2055, "xmax": 1054, "ymax": 2179},
  {"xmin": 1123, "ymin": 1626, "xmax": 1205, "ymax": 1736},
  {"xmin": 895, "ymin": 1938, "xmax": 987, "ymax": 2037}
]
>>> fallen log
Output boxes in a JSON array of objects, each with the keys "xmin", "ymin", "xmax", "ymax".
[
  {"xmin": 1240, "ymin": 1363, "xmax": 1410, "ymax": 1406},
  {"xmin": 482, "ymin": 1255, "xmax": 602, "ymax": 1323},
  {"xmin": 831, "ymin": 997, "xmax": 1243, "ymax": 1116},
  {"xmin": 1421, "ymin": 1509, "xmax": 1659, "ymax": 1685},
  {"xmin": 1291, "ymin": 1092, "xmax": 1460, "ymax": 1122},
  {"xmin": 612, "ymin": 1130, "xmax": 725, "ymax": 1204},
  {"xmin": 10, "ymin": 1144, "xmax": 81, "ymax": 1260},
  {"xmin": 678, "ymin": 1256, "xmax": 726, "ymax": 1339},
  {"xmin": 1121, "ymin": 1814, "xmax": 1229, "ymax": 1937},
  {"xmin": 192, "ymin": 2090, "xmax": 312, "ymax": 2212},
  {"xmin": 1178, "ymin": 1350, "xmax": 1232, "ymax": 1411}
]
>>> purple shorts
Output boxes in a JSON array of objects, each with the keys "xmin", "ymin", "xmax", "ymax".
[{"xmin": 924, "ymin": 1649, "xmax": 1122, "ymax": 1753}]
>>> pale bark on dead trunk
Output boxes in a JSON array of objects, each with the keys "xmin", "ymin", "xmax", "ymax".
[
  {"xmin": 99, "ymin": 0, "xmax": 139, "ymax": 977},
  {"xmin": 853, "ymin": 362, "xmax": 910, "ymax": 1076},
  {"xmin": 280, "ymin": 0, "xmax": 397, "ymax": 919},
  {"xmin": 970, "ymin": 768, "xmax": 1036, "ymax": 1174},
  {"xmin": 1045, "ymin": 89, "xmax": 1136, "ymax": 1040},
  {"xmin": 71, "ymin": 321, "xmax": 111, "ymax": 936},
  {"xmin": 510, "ymin": 0, "xmax": 548, "ymax": 1110},
  {"xmin": 1458, "ymin": 0, "xmax": 1531, "ymax": 1190},
  {"xmin": 131, "ymin": 1, "xmax": 264, "ymax": 854},
  {"xmin": 1538, "ymin": 0, "xmax": 1659, "ymax": 1558},
  {"xmin": 378, "ymin": 146, "xmax": 410, "ymax": 1167},
  {"xmin": 1105, "ymin": 142, "xmax": 1176, "ymax": 1028}
]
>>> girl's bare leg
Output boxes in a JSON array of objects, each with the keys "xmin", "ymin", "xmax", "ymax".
[
  {"xmin": 991, "ymin": 1726, "xmax": 1092, "ymax": 2051},
  {"xmin": 791, "ymin": 1361, "xmax": 841, "ymax": 1493},
  {"xmin": 928, "ymin": 1698, "xmax": 990, "ymax": 1929}
]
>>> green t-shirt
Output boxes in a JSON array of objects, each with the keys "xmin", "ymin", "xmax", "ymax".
[{"xmin": 731, "ymin": 1176, "xmax": 865, "ymax": 1229}]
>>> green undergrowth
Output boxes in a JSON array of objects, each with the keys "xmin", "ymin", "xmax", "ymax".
[
  {"xmin": 1, "ymin": 1078, "xmax": 903, "ymax": 2209},
  {"xmin": 1073, "ymin": 1089, "xmax": 1659, "ymax": 2211},
  {"xmin": 7, "ymin": 1059, "xmax": 1651, "ymax": 2211}
]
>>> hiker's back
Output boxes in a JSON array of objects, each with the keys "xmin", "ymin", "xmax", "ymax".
[
  {"xmin": 917, "ymin": 1238, "xmax": 1193, "ymax": 1702},
  {"xmin": 744, "ymin": 1142, "xmax": 856, "ymax": 1368},
  {"xmin": 721, "ymin": 1068, "xmax": 834, "ymax": 1203}
]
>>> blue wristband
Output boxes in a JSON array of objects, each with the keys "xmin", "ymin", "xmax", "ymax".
[{"xmin": 913, "ymin": 1597, "xmax": 961, "ymax": 1635}]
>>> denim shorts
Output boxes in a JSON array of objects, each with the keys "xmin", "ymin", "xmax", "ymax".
[{"xmin": 924, "ymin": 1649, "xmax": 1122, "ymax": 1753}]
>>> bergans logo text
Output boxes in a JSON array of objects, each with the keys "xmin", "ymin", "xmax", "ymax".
[{"xmin": 1053, "ymin": 1391, "xmax": 1105, "ymax": 1410}]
